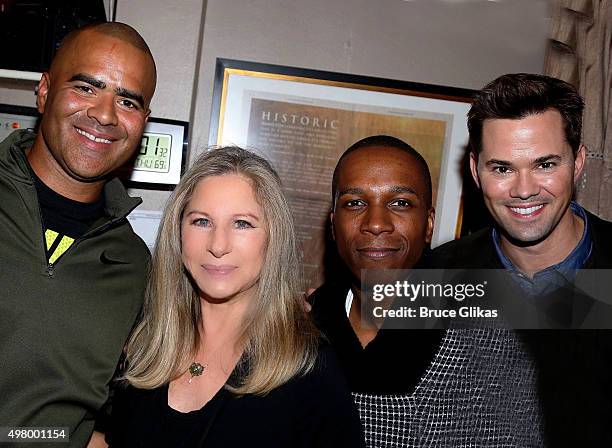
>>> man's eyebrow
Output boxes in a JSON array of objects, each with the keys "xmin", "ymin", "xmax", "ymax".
[
  {"xmin": 389, "ymin": 185, "xmax": 418, "ymax": 195},
  {"xmin": 68, "ymin": 73, "xmax": 106, "ymax": 89},
  {"xmin": 533, "ymin": 154, "xmax": 562, "ymax": 165},
  {"xmin": 337, "ymin": 187, "xmax": 364, "ymax": 196},
  {"xmin": 484, "ymin": 155, "xmax": 563, "ymax": 168},
  {"xmin": 485, "ymin": 159, "xmax": 512, "ymax": 167},
  {"xmin": 115, "ymin": 87, "xmax": 145, "ymax": 109},
  {"xmin": 337, "ymin": 185, "xmax": 418, "ymax": 197}
]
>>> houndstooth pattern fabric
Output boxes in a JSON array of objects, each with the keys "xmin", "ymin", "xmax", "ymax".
[{"xmin": 353, "ymin": 329, "xmax": 544, "ymax": 447}]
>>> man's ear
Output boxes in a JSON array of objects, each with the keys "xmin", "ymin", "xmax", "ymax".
[
  {"xmin": 36, "ymin": 73, "xmax": 51, "ymax": 114},
  {"xmin": 425, "ymin": 207, "xmax": 435, "ymax": 244},
  {"xmin": 574, "ymin": 144, "xmax": 586, "ymax": 180},
  {"xmin": 469, "ymin": 151, "xmax": 481, "ymax": 189},
  {"xmin": 144, "ymin": 108, "xmax": 151, "ymax": 122},
  {"xmin": 329, "ymin": 212, "xmax": 336, "ymax": 241}
]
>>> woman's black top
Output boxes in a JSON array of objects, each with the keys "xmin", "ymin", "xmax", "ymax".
[{"xmin": 107, "ymin": 346, "xmax": 365, "ymax": 448}]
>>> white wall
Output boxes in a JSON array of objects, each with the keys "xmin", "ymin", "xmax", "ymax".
[{"xmin": 0, "ymin": 0, "xmax": 550, "ymax": 212}]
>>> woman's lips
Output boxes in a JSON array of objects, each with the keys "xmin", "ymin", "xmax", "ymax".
[{"xmin": 202, "ymin": 264, "xmax": 237, "ymax": 275}]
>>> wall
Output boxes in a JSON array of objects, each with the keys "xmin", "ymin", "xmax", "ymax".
[
  {"xmin": 190, "ymin": 0, "xmax": 550, "ymax": 160},
  {"xmin": 114, "ymin": 0, "xmax": 205, "ymax": 209},
  {"xmin": 0, "ymin": 0, "xmax": 550, "ymax": 212}
]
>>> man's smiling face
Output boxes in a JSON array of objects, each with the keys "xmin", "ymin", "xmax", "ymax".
[
  {"xmin": 35, "ymin": 29, "xmax": 155, "ymax": 187},
  {"xmin": 331, "ymin": 145, "xmax": 434, "ymax": 280},
  {"xmin": 471, "ymin": 109, "xmax": 585, "ymax": 245}
]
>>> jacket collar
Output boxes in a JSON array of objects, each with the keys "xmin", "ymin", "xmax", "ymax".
[
  {"xmin": 584, "ymin": 210, "xmax": 612, "ymax": 268},
  {"xmin": 2, "ymin": 129, "xmax": 142, "ymax": 220}
]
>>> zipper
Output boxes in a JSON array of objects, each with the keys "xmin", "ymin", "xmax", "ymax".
[
  {"xmin": 25, "ymin": 153, "xmax": 129, "ymax": 277},
  {"xmin": 35, "ymin": 188, "xmax": 53, "ymax": 277},
  {"xmin": 28, "ymin": 171, "xmax": 129, "ymax": 275},
  {"xmin": 41, "ymin": 220, "xmax": 118, "ymax": 276},
  {"xmin": 31, "ymin": 179, "xmax": 118, "ymax": 277},
  {"xmin": 42, "ymin": 217, "xmax": 124, "ymax": 276}
]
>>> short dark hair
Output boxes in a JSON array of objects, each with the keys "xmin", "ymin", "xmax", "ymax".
[
  {"xmin": 467, "ymin": 73, "xmax": 584, "ymax": 156},
  {"xmin": 331, "ymin": 135, "xmax": 433, "ymax": 207}
]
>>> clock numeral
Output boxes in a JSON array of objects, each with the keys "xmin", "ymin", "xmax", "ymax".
[{"xmin": 140, "ymin": 136, "xmax": 149, "ymax": 155}]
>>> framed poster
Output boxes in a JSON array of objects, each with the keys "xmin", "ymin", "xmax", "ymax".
[{"xmin": 209, "ymin": 58, "xmax": 475, "ymax": 286}]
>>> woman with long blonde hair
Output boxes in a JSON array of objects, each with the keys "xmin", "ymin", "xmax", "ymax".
[{"xmin": 108, "ymin": 146, "xmax": 364, "ymax": 447}]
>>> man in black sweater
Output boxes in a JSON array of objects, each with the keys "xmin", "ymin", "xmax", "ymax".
[{"xmin": 310, "ymin": 135, "xmax": 445, "ymax": 446}]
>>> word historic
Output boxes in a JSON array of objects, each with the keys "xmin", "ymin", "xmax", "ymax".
[{"xmin": 261, "ymin": 111, "xmax": 340, "ymax": 129}]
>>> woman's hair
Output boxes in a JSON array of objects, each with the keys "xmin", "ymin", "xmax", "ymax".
[{"xmin": 123, "ymin": 146, "xmax": 319, "ymax": 395}]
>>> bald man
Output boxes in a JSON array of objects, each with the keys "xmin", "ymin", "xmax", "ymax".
[{"xmin": 0, "ymin": 23, "xmax": 156, "ymax": 446}]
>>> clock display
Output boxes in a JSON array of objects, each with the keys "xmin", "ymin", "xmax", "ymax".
[{"xmin": 134, "ymin": 132, "xmax": 172, "ymax": 173}]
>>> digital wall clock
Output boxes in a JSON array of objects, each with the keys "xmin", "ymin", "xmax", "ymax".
[{"xmin": 124, "ymin": 117, "xmax": 189, "ymax": 188}]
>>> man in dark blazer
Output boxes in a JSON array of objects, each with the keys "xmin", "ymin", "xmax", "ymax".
[{"xmin": 431, "ymin": 73, "xmax": 612, "ymax": 446}]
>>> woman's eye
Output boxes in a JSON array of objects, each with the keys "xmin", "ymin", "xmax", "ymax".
[
  {"xmin": 191, "ymin": 218, "xmax": 210, "ymax": 227},
  {"xmin": 235, "ymin": 220, "xmax": 253, "ymax": 229}
]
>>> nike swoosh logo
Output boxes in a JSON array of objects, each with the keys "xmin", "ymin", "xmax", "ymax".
[{"xmin": 100, "ymin": 251, "xmax": 130, "ymax": 265}]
